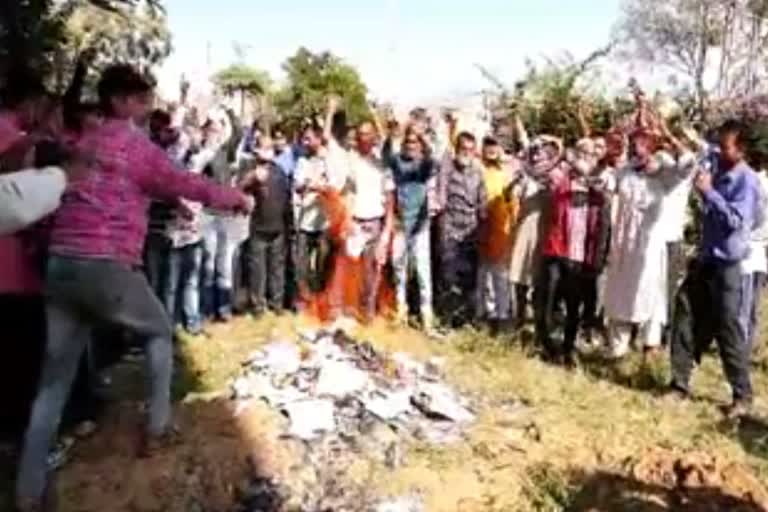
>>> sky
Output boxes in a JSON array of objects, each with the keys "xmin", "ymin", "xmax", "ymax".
[{"xmin": 157, "ymin": 0, "xmax": 625, "ymax": 105}]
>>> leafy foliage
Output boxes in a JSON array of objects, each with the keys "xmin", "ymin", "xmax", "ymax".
[
  {"xmin": 212, "ymin": 64, "xmax": 271, "ymax": 97},
  {"xmin": 0, "ymin": 0, "xmax": 169, "ymax": 93},
  {"xmin": 274, "ymin": 47, "xmax": 369, "ymax": 132},
  {"xmin": 213, "ymin": 63, "xmax": 272, "ymax": 118},
  {"xmin": 492, "ymin": 48, "xmax": 626, "ymax": 144}
]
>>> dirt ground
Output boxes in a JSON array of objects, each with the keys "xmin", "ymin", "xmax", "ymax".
[{"xmin": 7, "ymin": 313, "xmax": 768, "ymax": 511}]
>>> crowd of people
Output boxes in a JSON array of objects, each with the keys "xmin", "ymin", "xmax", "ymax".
[{"xmin": 1, "ymin": 58, "xmax": 766, "ymax": 511}]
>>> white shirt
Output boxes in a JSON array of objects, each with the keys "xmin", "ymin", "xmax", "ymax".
[
  {"xmin": 294, "ymin": 140, "xmax": 349, "ymax": 232},
  {"xmin": 347, "ymin": 151, "xmax": 394, "ymax": 220},
  {"xmin": 0, "ymin": 166, "xmax": 67, "ymax": 235}
]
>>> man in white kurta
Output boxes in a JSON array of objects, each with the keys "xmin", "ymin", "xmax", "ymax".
[{"xmin": 604, "ymin": 136, "xmax": 696, "ymax": 358}]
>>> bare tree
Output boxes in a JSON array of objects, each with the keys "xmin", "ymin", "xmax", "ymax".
[
  {"xmin": 616, "ymin": 0, "xmax": 722, "ymax": 114},
  {"xmin": 617, "ymin": 0, "xmax": 768, "ymax": 109}
]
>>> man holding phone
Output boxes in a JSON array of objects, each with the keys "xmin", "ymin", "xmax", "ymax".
[{"xmin": 670, "ymin": 120, "xmax": 764, "ymax": 418}]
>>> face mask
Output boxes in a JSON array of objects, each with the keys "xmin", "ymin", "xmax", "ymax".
[
  {"xmin": 645, "ymin": 151, "xmax": 674, "ymax": 174},
  {"xmin": 456, "ymin": 156, "xmax": 472, "ymax": 168},
  {"xmin": 571, "ymin": 158, "xmax": 593, "ymax": 176},
  {"xmin": 358, "ymin": 140, "xmax": 375, "ymax": 154}
]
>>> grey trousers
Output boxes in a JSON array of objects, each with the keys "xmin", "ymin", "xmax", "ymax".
[
  {"xmin": 670, "ymin": 261, "xmax": 753, "ymax": 401},
  {"xmin": 16, "ymin": 256, "xmax": 174, "ymax": 502}
]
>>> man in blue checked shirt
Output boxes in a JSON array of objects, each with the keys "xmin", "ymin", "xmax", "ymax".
[{"xmin": 670, "ymin": 120, "xmax": 764, "ymax": 419}]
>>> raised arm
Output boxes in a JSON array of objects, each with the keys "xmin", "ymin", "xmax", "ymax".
[
  {"xmin": 63, "ymin": 52, "xmax": 91, "ymax": 129},
  {"xmin": 576, "ymin": 101, "xmax": 592, "ymax": 139},
  {"xmin": 513, "ymin": 112, "xmax": 530, "ymax": 151},
  {"xmin": 323, "ymin": 96, "xmax": 340, "ymax": 144},
  {"xmin": 370, "ymin": 103, "xmax": 385, "ymax": 140}
]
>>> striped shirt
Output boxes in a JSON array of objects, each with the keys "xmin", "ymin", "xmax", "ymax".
[{"xmin": 440, "ymin": 159, "xmax": 488, "ymax": 242}]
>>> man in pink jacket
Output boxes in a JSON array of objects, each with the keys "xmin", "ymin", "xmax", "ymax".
[{"xmin": 15, "ymin": 65, "xmax": 251, "ymax": 512}]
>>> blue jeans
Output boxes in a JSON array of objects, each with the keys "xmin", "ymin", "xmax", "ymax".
[
  {"xmin": 17, "ymin": 256, "xmax": 174, "ymax": 503},
  {"xmin": 202, "ymin": 218, "xmax": 242, "ymax": 318},
  {"xmin": 165, "ymin": 243, "xmax": 203, "ymax": 333},
  {"xmin": 392, "ymin": 224, "xmax": 433, "ymax": 315}
]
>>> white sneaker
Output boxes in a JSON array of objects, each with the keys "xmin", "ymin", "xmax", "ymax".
[{"xmin": 604, "ymin": 343, "xmax": 630, "ymax": 360}]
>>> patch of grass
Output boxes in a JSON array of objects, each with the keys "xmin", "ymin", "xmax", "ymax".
[
  {"xmin": 177, "ymin": 313, "xmax": 768, "ymax": 510},
  {"xmin": 24, "ymin": 306, "xmax": 768, "ymax": 511},
  {"xmin": 521, "ymin": 462, "xmax": 578, "ymax": 511}
]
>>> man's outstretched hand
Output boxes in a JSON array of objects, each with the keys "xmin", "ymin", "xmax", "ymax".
[{"xmin": 234, "ymin": 194, "xmax": 255, "ymax": 215}]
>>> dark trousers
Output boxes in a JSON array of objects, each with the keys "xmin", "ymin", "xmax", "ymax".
[
  {"xmin": 440, "ymin": 237, "xmax": 479, "ymax": 325},
  {"xmin": 513, "ymin": 284, "xmax": 531, "ymax": 326},
  {"xmin": 580, "ymin": 274, "xmax": 600, "ymax": 331},
  {"xmin": 144, "ymin": 233, "xmax": 169, "ymax": 299},
  {"xmin": 670, "ymin": 261, "xmax": 753, "ymax": 401},
  {"xmin": 284, "ymin": 231, "xmax": 298, "ymax": 310},
  {"xmin": 0, "ymin": 296, "xmax": 98, "ymax": 443},
  {"xmin": 748, "ymin": 272, "xmax": 766, "ymax": 349},
  {"xmin": 0, "ymin": 295, "xmax": 45, "ymax": 441},
  {"xmin": 296, "ymin": 231, "xmax": 332, "ymax": 294},
  {"xmin": 534, "ymin": 257, "xmax": 595, "ymax": 355},
  {"xmin": 248, "ymin": 231, "xmax": 286, "ymax": 313}
]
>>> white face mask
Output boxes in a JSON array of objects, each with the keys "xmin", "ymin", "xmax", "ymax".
[
  {"xmin": 566, "ymin": 149, "xmax": 595, "ymax": 176},
  {"xmin": 572, "ymin": 158, "xmax": 593, "ymax": 176},
  {"xmin": 646, "ymin": 151, "xmax": 675, "ymax": 174},
  {"xmin": 456, "ymin": 156, "xmax": 472, "ymax": 168}
]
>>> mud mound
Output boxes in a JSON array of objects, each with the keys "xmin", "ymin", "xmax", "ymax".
[{"xmin": 571, "ymin": 448, "xmax": 768, "ymax": 511}]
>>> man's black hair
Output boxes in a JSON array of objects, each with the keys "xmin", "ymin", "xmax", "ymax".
[
  {"xmin": 271, "ymin": 124, "xmax": 286, "ymax": 138},
  {"xmin": 97, "ymin": 64, "xmax": 154, "ymax": 113},
  {"xmin": 149, "ymin": 108, "xmax": 172, "ymax": 127},
  {"xmin": 457, "ymin": 131, "xmax": 476, "ymax": 145},
  {"xmin": 34, "ymin": 140, "xmax": 74, "ymax": 168},
  {"xmin": 303, "ymin": 122, "xmax": 324, "ymax": 139},
  {"xmin": 410, "ymin": 107, "xmax": 427, "ymax": 120},
  {"xmin": 1, "ymin": 72, "xmax": 48, "ymax": 108},
  {"xmin": 482, "ymin": 135, "xmax": 500, "ymax": 147},
  {"xmin": 719, "ymin": 119, "xmax": 748, "ymax": 149}
]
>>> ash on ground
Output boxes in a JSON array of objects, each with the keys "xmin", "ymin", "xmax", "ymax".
[{"xmin": 230, "ymin": 328, "xmax": 475, "ymax": 511}]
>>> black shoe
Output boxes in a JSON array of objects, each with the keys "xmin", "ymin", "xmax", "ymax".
[
  {"xmin": 488, "ymin": 319, "xmax": 500, "ymax": 338},
  {"xmin": 722, "ymin": 399, "xmax": 752, "ymax": 420},
  {"xmin": 562, "ymin": 352, "xmax": 578, "ymax": 370},
  {"xmin": 663, "ymin": 383, "xmax": 691, "ymax": 401}
]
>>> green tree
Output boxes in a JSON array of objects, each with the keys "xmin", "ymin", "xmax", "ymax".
[
  {"xmin": 0, "ymin": 0, "xmax": 168, "ymax": 92},
  {"xmin": 500, "ymin": 46, "xmax": 619, "ymax": 144},
  {"xmin": 212, "ymin": 64, "xmax": 272, "ymax": 119},
  {"xmin": 274, "ymin": 47, "xmax": 369, "ymax": 133}
]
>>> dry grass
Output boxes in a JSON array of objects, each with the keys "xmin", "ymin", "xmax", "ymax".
[
  {"xmin": 175, "ymin": 313, "xmax": 768, "ymax": 511},
  {"xmin": 2, "ymin": 311, "xmax": 767, "ymax": 511}
]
